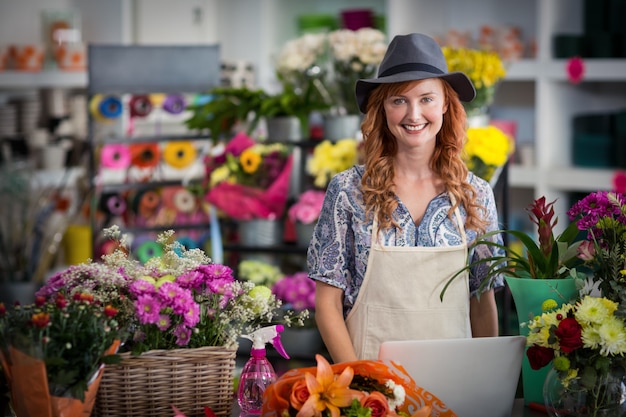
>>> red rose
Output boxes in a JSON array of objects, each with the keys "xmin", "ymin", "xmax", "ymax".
[
  {"xmin": 554, "ymin": 317, "xmax": 583, "ymax": 353},
  {"xmin": 361, "ymin": 391, "xmax": 390, "ymax": 417},
  {"xmin": 526, "ymin": 345, "xmax": 554, "ymax": 370},
  {"xmin": 289, "ymin": 379, "xmax": 310, "ymax": 410}
]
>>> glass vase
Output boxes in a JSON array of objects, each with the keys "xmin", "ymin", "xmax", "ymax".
[{"xmin": 543, "ymin": 367, "xmax": 626, "ymax": 417}]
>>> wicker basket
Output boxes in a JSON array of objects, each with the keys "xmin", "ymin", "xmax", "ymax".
[{"xmin": 93, "ymin": 346, "xmax": 237, "ymax": 417}]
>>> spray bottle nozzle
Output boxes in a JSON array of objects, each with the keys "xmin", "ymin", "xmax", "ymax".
[{"xmin": 241, "ymin": 324, "xmax": 290, "ymax": 359}]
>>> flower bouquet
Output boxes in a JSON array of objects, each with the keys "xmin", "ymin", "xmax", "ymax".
[
  {"xmin": 289, "ymin": 190, "xmax": 325, "ymax": 226},
  {"xmin": 327, "ymin": 28, "xmax": 387, "ymax": 115},
  {"xmin": 567, "ymin": 190, "xmax": 626, "ymax": 315},
  {"xmin": 463, "ymin": 124, "xmax": 514, "ymax": 185},
  {"xmin": 442, "ymin": 47, "xmax": 507, "ymax": 117},
  {"xmin": 238, "ymin": 259, "xmax": 284, "ymax": 288},
  {"xmin": 204, "ymin": 132, "xmax": 293, "ymax": 220},
  {"xmin": 307, "ymin": 139, "xmax": 359, "ymax": 188},
  {"xmin": 272, "ymin": 271, "xmax": 315, "ymax": 313},
  {"xmin": 525, "ymin": 295, "xmax": 626, "ymax": 416},
  {"xmin": 262, "ymin": 353, "xmax": 457, "ymax": 417},
  {"xmin": 0, "ymin": 292, "xmax": 121, "ymax": 417}
]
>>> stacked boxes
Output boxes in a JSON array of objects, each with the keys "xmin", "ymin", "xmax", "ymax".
[{"xmin": 573, "ymin": 110, "xmax": 626, "ymax": 168}]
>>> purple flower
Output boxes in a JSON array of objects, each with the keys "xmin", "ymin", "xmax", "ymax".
[
  {"xmin": 183, "ymin": 302, "xmax": 200, "ymax": 327},
  {"xmin": 173, "ymin": 324, "xmax": 192, "ymax": 346},
  {"xmin": 130, "ymin": 279, "xmax": 156, "ymax": 296},
  {"xmin": 135, "ymin": 294, "xmax": 162, "ymax": 324},
  {"xmin": 156, "ymin": 314, "xmax": 171, "ymax": 331}
]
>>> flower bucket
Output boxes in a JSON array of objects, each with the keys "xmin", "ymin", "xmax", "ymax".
[
  {"xmin": 266, "ymin": 116, "xmax": 303, "ymax": 143},
  {"xmin": 0, "ymin": 347, "xmax": 104, "ymax": 417},
  {"xmin": 239, "ymin": 219, "xmax": 284, "ymax": 247},
  {"xmin": 505, "ymin": 277, "xmax": 580, "ymax": 405},
  {"xmin": 295, "ymin": 221, "xmax": 315, "ymax": 248},
  {"xmin": 94, "ymin": 346, "xmax": 237, "ymax": 417},
  {"xmin": 322, "ymin": 114, "xmax": 361, "ymax": 141}
]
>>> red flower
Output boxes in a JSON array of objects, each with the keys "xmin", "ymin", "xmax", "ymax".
[
  {"xmin": 35, "ymin": 296, "xmax": 46, "ymax": 307},
  {"xmin": 0, "ymin": 303, "xmax": 5, "ymax": 316},
  {"xmin": 30, "ymin": 312, "xmax": 50, "ymax": 328},
  {"xmin": 104, "ymin": 305, "xmax": 119, "ymax": 318},
  {"xmin": 526, "ymin": 345, "xmax": 554, "ymax": 370},
  {"xmin": 360, "ymin": 391, "xmax": 390, "ymax": 417},
  {"xmin": 554, "ymin": 317, "xmax": 583, "ymax": 353},
  {"xmin": 527, "ymin": 196, "xmax": 557, "ymax": 258},
  {"xmin": 80, "ymin": 293, "xmax": 95, "ymax": 304}
]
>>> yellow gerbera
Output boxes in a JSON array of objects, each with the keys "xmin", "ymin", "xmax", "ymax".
[{"xmin": 240, "ymin": 148, "xmax": 262, "ymax": 174}]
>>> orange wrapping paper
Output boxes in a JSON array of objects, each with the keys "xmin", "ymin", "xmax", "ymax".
[{"xmin": 0, "ymin": 340, "xmax": 119, "ymax": 417}]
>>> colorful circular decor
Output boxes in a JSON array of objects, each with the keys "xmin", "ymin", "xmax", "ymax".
[
  {"xmin": 162, "ymin": 94, "xmax": 186, "ymax": 114},
  {"xmin": 129, "ymin": 95, "xmax": 153, "ymax": 118},
  {"xmin": 130, "ymin": 143, "xmax": 160, "ymax": 169},
  {"xmin": 100, "ymin": 144, "xmax": 131, "ymax": 169},
  {"xmin": 162, "ymin": 141, "xmax": 197, "ymax": 169},
  {"xmin": 173, "ymin": 188, "xmax": 197, "ymax": 213},
  {"xmin": 176, "ymin": 236, "xmax": 199, "ymax": 251},
  {"xmin": 139, "ymin": 190, "xmax": 161, "ymax": 212},
  {"xmin": 106, "ymin": 194, "xmax": 126, "ymax": 216},
  {"xmin": 134, "ymin": 240, "xmax": 163, "ymax": 264},
  {"xmin": 90, "ymin": 94, "xmax": 122, "ymax": 122}
]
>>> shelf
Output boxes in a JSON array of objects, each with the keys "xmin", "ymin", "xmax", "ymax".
[
  {"xmin": 0, "ymin": 70, "xmax": 87, "ymax": 89},
  {"xmin": 503, "ymin": 59, "xmax": 626, "ymax": 82},
  {"xmin": 93, "ymin": 133, "xmax": 212, "ymax": 145},
  {"xmin": 509, "ymin": 164, "xmax": 615, "ymax": 192}
]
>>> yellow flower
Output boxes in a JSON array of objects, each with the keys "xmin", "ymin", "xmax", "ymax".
[
  {"xmin": 240, "ymin": 148, "xmax": 262, "ymax": 174},
  {"xmin": 308, "ymin": 139, "xmax": 358, "ymax": 188},
  {"xmin": 442, "ymin": 47, "xmax": 506, "ymax": 89},
  {"xmin": 297, "ymin": 354, "xmax": 362, "ymax": 417},
  {"xmin": 542, "ymin": 299, "xmax": 558, "ymax": 312},
  {"xmin": 209, "ymin": 165, "xmax": 231, "ymax": 187},
  {"xmin": 463, "ymin": 125, "xmax": 513, "ymax": 181}
]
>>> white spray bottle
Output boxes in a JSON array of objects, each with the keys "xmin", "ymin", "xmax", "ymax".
[{"xmin": 237, "ymin": 325, "xmax": 290, "ymax": 414}]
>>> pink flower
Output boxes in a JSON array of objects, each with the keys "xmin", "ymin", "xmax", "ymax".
[
  {"xmin": 288, "ymin": 190, "xmax": 325, "ymax": 224},
  {"xmin": 576, "ymin": 240, "xmax": 596, "ymax": 262},
  {"xmin": 613, "ymin": 171, "xmax": 626, "ymax": 194}
]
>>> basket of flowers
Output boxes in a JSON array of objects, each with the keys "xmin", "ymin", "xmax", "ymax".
[{"xmin": 34, "ymin": 226, "xmax": 306, "ymax": 417}]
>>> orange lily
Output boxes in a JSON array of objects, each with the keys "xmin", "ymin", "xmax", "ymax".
[{"xmin": 296, "ymin": 354, "xmax": 362, "ymax": 417}]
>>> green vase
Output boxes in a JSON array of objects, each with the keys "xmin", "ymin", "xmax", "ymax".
[{"xmin": 505, "ymin": 277, "xmax": 580, "ymax": 406}]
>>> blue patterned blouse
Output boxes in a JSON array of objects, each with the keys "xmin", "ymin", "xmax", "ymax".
[{"xmin": 307, "ymin": 165, "xmax": 505, "ymax": 317}]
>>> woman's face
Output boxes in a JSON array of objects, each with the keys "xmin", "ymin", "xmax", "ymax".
[{"xmin": 383, "ymin": 78, "xmax": 448, "ymax": 152}]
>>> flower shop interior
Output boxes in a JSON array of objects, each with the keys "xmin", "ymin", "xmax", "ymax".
[{"xmin": 2, "ymin": 0, "xmax": 626, "ymax": 417}]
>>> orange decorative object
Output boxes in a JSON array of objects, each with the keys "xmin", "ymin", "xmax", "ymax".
[
  {"xmin": 130, "ymin": 143, "xmax": 160, "ymax": 169},
  {"xmin": 262, "ymin": 355, "xmax": 458, "ymax": 417},
  {"xmin": 0, "ymin": 45, "xmax": 8, "ymax": 70},
  {"xmin": 10, "ymin": 44, "xmax": 45, "ymax": 71},
  {"xmin": 55, "ymin": 42, "xmax": 87, "ymax": 71}
]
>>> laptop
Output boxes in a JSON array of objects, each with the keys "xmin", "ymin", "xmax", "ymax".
[{"xmin": 378, "ymin": 336, "xmax": 525, "ymax": 417}]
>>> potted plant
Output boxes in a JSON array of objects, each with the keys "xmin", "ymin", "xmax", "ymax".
[
  {"xmin": 184, "ymin": 86, "xmax": 267, "ymax": 142},
  {"xmin": 0, "ymin": 291, "xmax": 122, "ymax": 416}
]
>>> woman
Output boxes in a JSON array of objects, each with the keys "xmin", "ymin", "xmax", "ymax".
[{"xmin": 307, "ymin": 33, "xmax": 504, "ymax": 363}]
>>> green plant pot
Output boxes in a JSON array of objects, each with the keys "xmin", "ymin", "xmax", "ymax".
[{"xmin": 505, "ymin": 277, "xmax": 580, "ymax": 406}]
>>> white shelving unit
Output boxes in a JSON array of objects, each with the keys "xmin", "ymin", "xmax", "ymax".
[{"xmin": 387, "ymin": 0, "xmax": 626, "ymax": 230}]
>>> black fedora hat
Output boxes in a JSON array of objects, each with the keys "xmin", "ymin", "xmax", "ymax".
[{"xmin": 355, "ymin": 33, "xmax": 476, "ymax": 113}]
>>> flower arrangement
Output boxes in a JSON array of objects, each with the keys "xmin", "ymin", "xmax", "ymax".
[
  {"xmin": 567, "ymin": 190, "xmax": 626, "ymax": 315},
  {"xmin": 0, "ymin": 292, "xmax": 121, "ymax": 415},
  {"xmin": 288, "ymin": 189, "xmax": 326, "ymax": 225},
  {"xmin": 307, "ymin": 138, "xmax": 359, "ymax": 188},
  {"xmin": 262, "ymin": 353, "xmax": 454, "ymax": 417},
  {"xmin": 327, "ymin": 28, "xmax": 387, "ymax": 115},
  {"xmin": 442, "ymin": 196, "xmax": 585, "ymax": 298},
  {"xmin": 34, "ymin": 226, "xmax": 305, "ymax": 356},
  {"xmin": 463, "ymin": 125, "xmax": 514, "ymax": 184},
  {"xmin": 525, "ymin": 295, "xmax": 626, "ymax": 416},
  {"xmin": 442, "ymin": 47, "xmax": 507, "ymax": 117},
  {"xmin": 204, "ymin": 132, "xmax": 293, "ymax": 220},
  {"xmin": 272, "ymin": 272, "xmax": 315, "ymax": 312}
]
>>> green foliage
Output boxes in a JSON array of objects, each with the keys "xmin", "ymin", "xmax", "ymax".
[{"xmin": 184, "ymin": 86, "xmax": 267, "ymax": 142}]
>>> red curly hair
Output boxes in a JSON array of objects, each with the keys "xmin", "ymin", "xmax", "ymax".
[{"xmin": 360, "ymin": 79, "xmax": 488, "ymax": 235}]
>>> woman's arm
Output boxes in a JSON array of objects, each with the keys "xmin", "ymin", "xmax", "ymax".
[
  {"xmin": 470, "ymin": 288, "xmax": 499, "ymax": 337},
  {"xmin": 315, "ymin": 281, "xmax": 358, "ymax": 363}
]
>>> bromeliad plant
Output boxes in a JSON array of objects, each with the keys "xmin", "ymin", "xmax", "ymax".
[{"xmin": 442, "ymin": 196, "xmax": 585, "ymax": 298}]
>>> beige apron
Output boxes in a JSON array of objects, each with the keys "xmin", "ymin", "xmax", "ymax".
[{"xmin": 345, "ymin": 199, "xmax": 471, "ymax": 360}]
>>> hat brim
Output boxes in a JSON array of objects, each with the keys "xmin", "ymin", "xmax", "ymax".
[{"xmin": 355, "ymin": 71, "xmax": 476, "ymax": 114}]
